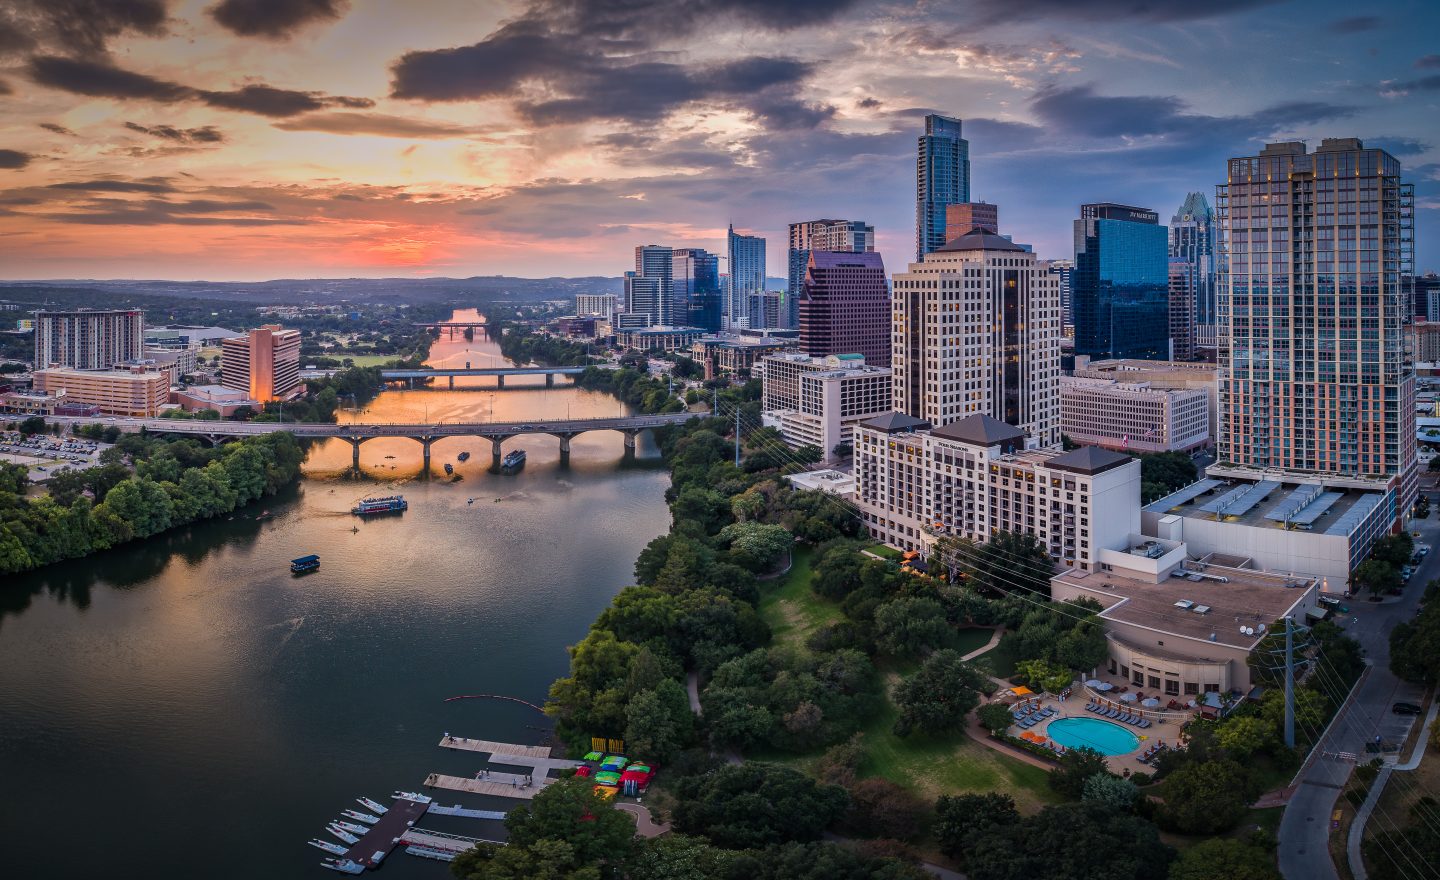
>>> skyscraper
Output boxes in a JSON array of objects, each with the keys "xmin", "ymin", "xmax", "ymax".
[
  {"xmin": 1169, "ymin": 192, "xmax": 1217, "ymax": 356},
  {"xmin": 220, "ymin": 324, "xmax": 300, "ymax": 402},
  {"xmin": 625, "ymin": 245, "xmax": 674, "ymax": 325},
  {"xmin": 788, "ymin": 219, "xmax": 875, "ymax": 329},
  {"xmin": 1073, "ymin": 203, "xmax": 1169, "ymax": 361},
  {"xmin": 1216, "ymin": 138, "xmax": 1416, "ymax": 511},
  {"xmin": 799, "ymin": 251, "xmax": 890, "ymax": 366},
  {"xmin": 34, "ymin": 308, "xmax": 144, "ymax": 370},
  {"xmin": 1048, "ymin": 259, "xmax": 1075, "ymax": 328},
  {"xmin": 916, "ymin": 114, "xmax": 970, "ymax": 260},
  {"xmin": 943, "ymin": 202, "xmax": 998, "ymax": 240},
  {"xmin": 672, "ymin": 247, "xmax": 722, "ymax": 331},
  {"xmin": 1167, "ymin": 258, "xmax": 1195, "ymax": 361},
  {"xmin": 726, "ymin": 225, "xmax": 766, "ymax": 328},
  {"xmin": 891, "ymin": 229, "xmax": 1061, "ymax": 445}
]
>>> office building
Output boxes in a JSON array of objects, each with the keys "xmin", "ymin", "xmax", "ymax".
[
  {"xmin": 1168, "ymin": 258, "xmax": 1195, "ymax": 361},
  {"xmin": 788, "ymin": 219, "xmax": 875, "ymax": 329},
  {"xmin": 141, "ymin": 347, "xmax": 198, "ymax": 384},
  {"xmin": 798, "ymin": 251, "xmax": 890, "ymax": 366},
  {"xmin": 1072, "ymin": 357, "xmax": 1221, "ymax": 442},
  {"xmin": 855, "ymin": 412, "xmax": 1139, "ymax": 569},
  {"xmin": 691, "ymin": 334, "xmax": 796, "ymax": 379},
  {"xmin": 1049, "ymin": 258, "xmax": 1075, "ymax": 328},
  {"xmin": 891, "ymin": 228, "xmax": 1061, "ymax": 446},
  {"xmin": 746, "ymin": 291, "xmax": 784, "ymax": 330},
  {"xmin": 575, "ymin": 294, "xmax": 620, "ymax": 323},
  {"xmin": 175, "ymin": 384, "xmax": 259, "ymax": 418},
  {"xmin": 614, "ymin": 326, "xmax": 706, "ymax": 352},
  {"xmin": 1415, "ymin": 321, "xmax": 1440, "ymax": 364},
  {"xmin": 1215, "ymin": 138, "xmax": 1417, "ymax": 516},
  {"xmin": 726, "ymin": 225, "xmax": 766, "ymax": 328},
  {"xmin": 220, "ymin": 324, "xmax": 301, "ymax": 403},
  {"xmin": 33, "ymin": 364, "xmax": 169, "ymax": 417},
  {"xmin": 1169, "ymin": 192, "xmax": 1218, "ymax": 350},
  {"xmin": 944, "ymin": 202, "xmax": 999, "ymax": 240},
  {"xmin": 624, "ymin": 245, "xmax": 675, "ymax": 326},
  {"xmin": 1414, "ymin": 272, "xmax": 1440, "ymax": 322},
  {"xmin": 916, "ymin": 114, "xmax": 970, "ymax": 260},
  {"xmin": 1060, "ymin": 376, "xmax": 1209, "ymax": 453},
  {"xmin": 1073, "ymin": 203, "xmax": 1169, "ymax": 361},
  {"xmin": 35, "ymin": 309, "xmax": 144, "ymax": 370},
  {"xmin": 672, "ymin": 248, "xmax": 722, "ymax": 331},
  {"xmin": 762, "ymin": 353, "xmax": 890, "ymax": 456}
]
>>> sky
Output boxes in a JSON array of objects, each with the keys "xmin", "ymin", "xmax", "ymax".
[{"xmin": 0, "ymin": 0, "xmax": 1437, "ymax": 282}]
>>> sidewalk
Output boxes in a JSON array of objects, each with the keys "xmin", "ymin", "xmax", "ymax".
[{"xmin": 1346, "ymin": 694, "xmax": 1438, "ymax": 880}]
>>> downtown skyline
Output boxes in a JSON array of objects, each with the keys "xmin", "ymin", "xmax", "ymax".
[{"xmin": 0, "ymin": 0, "xmax": 1438, "ymax": 280}]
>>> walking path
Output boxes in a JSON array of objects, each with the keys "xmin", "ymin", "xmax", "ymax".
[
  {"xmin": 1346, "ymin": 695, "xmax": 1439, "ymax": 880},
  {"xmin": 615, "ymin": 803, "xmax": 671, "ymax": 838},
  {"xmin": 960, "ymin": 628, "xmax": 1001, "ymax": 662}
]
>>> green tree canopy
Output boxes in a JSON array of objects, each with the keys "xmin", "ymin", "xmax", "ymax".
[
  {"xmin": 891, "ymin": 649, "xmax": 987, "ymax": 737},
  {"xmin": 671, "ymin": 762, "xmax": 849, "ymax": 849},
  {"xmin": 1167, "ymin": 839, "xmax": 1281, "ymax": 880}
]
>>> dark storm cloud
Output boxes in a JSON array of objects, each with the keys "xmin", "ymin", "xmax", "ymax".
[
  {"xmin": 141, "ymin": 197, "xmax": 275, "ymax": 213},
  {"xmin": 1369, "ymin": 137, "xmax": 1431, "ymax": 156},
  {"xmin": 39, "ymin": 123, "xmax": 78, "ymax": 136},
  {"xmin": 1384, "ymin": 74, "xmax": 1440, "ymax": 94},
  {"xmin": 48, "ymin": 208, "xmax": 296, "ymax": 225},
  {"xmin": 1030, "ymin": 84, "xmax": 1354, "ymax": 141},
  {"xmin": 1327, "ymin": 16, "xmax": 1381, "ymax": 33},
  {"xmin": 208, "ymin": 0, "xmax": 349, "ymax": 39},
  {"xmin": 961, "ymin": 0, "xmax": 1284, "ymax": 26},
  {"xmin": 124, "ymin": 122, "xmax": 226, "ymax": 143},
  {"xmin": 48, "ymin": 178, "xmax": 177, "ymax": 193},
  {"xmin": 1418, "ymin": 55, "xmax": 1440, "ymax": 69},
  {"xmin": 28, "ymin": 55, "xmax": 373, "ymax": 118},
  {"xmin": 529, "ymin": 0, "xmax": 864, "ymax": 38},
  {"xmin": 389, "ymin": 22, "xmax": 571, "ymax": 101},
  {"xmin": 0, "ymin": 0, "xmax": 168, "ymax": 57},
  {"xmin": 0, "ymin": 149, "xmax": 33, "ymax": 170},
  {"xmin": 272, "ymin": 112, "xmax": 479, "ymax": 138}
]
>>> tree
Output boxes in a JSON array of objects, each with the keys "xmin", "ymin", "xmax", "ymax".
[
  {"xmin": 1389, "ymin": 600, "xmax": 1440, "ymax": 685},
  {"xmin": 1082, "ymin": 773, "xmax": 1138, "ymax": 811},
  {"xmin": 977, "ymin": 702, "xmax": 1016, "ymax": 735},
  {"xmin": 18, "ymin": 415, "xmax": 46, "ymax": 436},
  {"xmin": 1138, "ymin": 452, "xmax": 1199, "ymax": 504},
  {"xmin": 812, "ymin": 542, "xmax": 866, "ymax": 600},
  {"xmin": 624, "ymin": 678, "xmax": 694, "ymax": 764},
  {"xmin": 841, "ymin": 778, "xmax": 925, "ymax": 841},
  {"xmin": 1354, "ymin": 558, "xmax": 1400, "ymax": 597},
  {"xmin": 625, "ymin": 834, "xmax": 737, "ymax": 880},
  {"xmin": 966, "ymin": 802, "xmax": 1174, "ymax": 880},
  {"xmin": 891, "ymin": 649, "xmax": 986, "ymax": 737},
  {"xmin": 874, "ymin": 596, "xmax": 951, "ymax": 657},
  {"xmin": 1215, "ymin": 714, "xmax": 1276, "ymax": 758},
  {"xmin": 934, "ymin": 792, "xmax": 1019, "ymax": 864},
  {"xmin": 717, "ymin": 521, "xmax": 793, "ymax": 571},
  {"xmin": 1048, "ymin": 746, "xmax": 1110, "ymax": 799},
  {"xmin": 1016, "ymin": 658, "xmax": 1074, "ymax": 694},
  {"xmin": 671, "ymin": 762, "xmax": 849, "ymax": 849},
  {"xmin": 1167, "ymin": 839, "xmax": 1280, "ymax": 880},
  {"xmin": 1157, "ymin": 758, "xmax": 1249, "ymax": 834}
]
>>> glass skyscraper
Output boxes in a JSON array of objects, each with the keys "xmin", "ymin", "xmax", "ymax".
[
  {"xmin": 625, "ymin": 245, "xmax": 674, "ymax": 325},
  {"xmin": 1169, "ymin": 192, "xmax": 1217, "ymax": 355},
  {"xmin": 1216, "ymin": 138, "xmax": 1416, "ymax": 510},
  {"xmin": 1072, "ymin": 203, "xmax": 1169, "ymax": 361},
  {"xmin": 916, "ymin": 114, "xmax": 970, "ymax": 260},
  {"xmin": 672, "ymin": 247, "xmax": 722, "ymax": 331},
  {"xmin": 726, "ymin": 224, "xmax": 766, "ymax": 328}
]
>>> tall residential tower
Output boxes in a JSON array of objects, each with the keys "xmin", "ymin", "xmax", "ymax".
[
  {"xmin": 1169, "ymin": 192, "xmax": 1218, "ymax": 358},
  {"xmin": 726, "ymin": 225, "xmax": 766, "ymax": 328},
  {"xmin": 34, "ymin": 309, "xmax": 144, "ymax": 370},
  {"xmin": 1216, "ymin": 138, "xmax": 1417, "ymax": 513},
  {"xmin": 916, "ymin": 115, "xmax": 970, "ymax": 260}
]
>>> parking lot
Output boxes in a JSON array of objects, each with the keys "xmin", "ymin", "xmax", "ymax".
[{"xmin": 0, "ymin": 432, "xmax": 108, "ymax": 480}]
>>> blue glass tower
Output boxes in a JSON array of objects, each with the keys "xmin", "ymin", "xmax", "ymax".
[
  {"xmin": 726, "ymin": 224, "xmax": 766, "ymax": 328},
  {"xmin": 1073, "ymin": 203, "xmax": 1169, "ymax": 360},
  {"xmin": 916, "ymin": 114, "xmax": 970, "ymax": 260},
  {"xmin": 672, "ymin": 247, "xmax": 722, "ymax": 331}
]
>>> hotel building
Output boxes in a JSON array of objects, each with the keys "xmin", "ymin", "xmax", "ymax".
[
  {"xmin": 32, "ymin": 365, "xmax": 169, "ymax": 417},
  {"xmin": 35, "ymin": 309, "xmax": 144, "ymax": 370},
  {"xmin": 1060, "ymin": 377, "xmax": 1210, "ymax": 454},
  {"xmin": 760, "ymin": 353, "xmax": 891, "ymax": 458},
  {"xmin": 220, "ymin": 325, "xmax": 301, "ymax": 403}
]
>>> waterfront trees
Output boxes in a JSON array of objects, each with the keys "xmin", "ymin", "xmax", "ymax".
[
  {"xmin": 671, "ymin": 762, "xmax": 849, "ymax": 849},
  {"xmin": 451, "ymin": 777, "xmax": 636, "ymax": 880}
]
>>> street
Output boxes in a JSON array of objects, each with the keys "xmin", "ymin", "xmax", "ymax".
[{"xmin": 1277, "ymin": 512, "xmax": 1435, "ymax": 880}]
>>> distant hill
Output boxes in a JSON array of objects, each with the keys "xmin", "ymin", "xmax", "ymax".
[{"xmin": 0, "ymin": 276, "xmax": 625, "ymax": 306}]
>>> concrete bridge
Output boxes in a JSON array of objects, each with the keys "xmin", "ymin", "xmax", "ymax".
[
  {"xmin": 48, "ymin": 412, "xmax": 698, "ymax": 471},
  {"xmin": 415, "ymin": 321, "xmax": 491, "ymax": 338},
  {"xmin": 380, "ymin": 366, "xmax": 586, "ymax": 388}
]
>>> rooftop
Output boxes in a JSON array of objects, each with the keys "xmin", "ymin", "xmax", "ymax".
[
  {"xmin": 1046, "ymin": 445, "xmax": 1134, "ymax": 476},
  {"xmin": 860, "ymin": 411, "xmax": 931, "ymax": 434},
  {"xmin": 931, "ymin": 413, "xmax": 1025, "ymax": 446},
  {"xmin": 934, "ymin": 227, "xmax": 1027, "ymax": 253},
  {"xmin": 1147, "ymin": 476, "xmax": 1391, "ymax": 536},
  {"xmin": 1055, "ymin": 564, "xmax": 1316, "ymax": 651}
]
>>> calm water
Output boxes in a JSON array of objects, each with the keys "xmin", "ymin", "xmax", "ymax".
[{"xmin": 0, "ymin": 311, "xmax": 670, "ymax": 879}]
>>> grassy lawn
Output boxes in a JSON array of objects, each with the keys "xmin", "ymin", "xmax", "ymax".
[
  {"xmin": 327, "ymin": 353, "xmax": 394, "ymax": 367},
  {"xmin": 953, "ymin": 627, "xmax": 997, "ymax": 657},
  {"xmin": 757, "ymin": 546, "xmax": 840, "ymax": 648},
  {"xmin": 864, "ymin": 544, "xmax": 902, "ymax": 560},
  {"xmin": 975, "ymin": 634, "xmax": 1021, "ymax": 678}
]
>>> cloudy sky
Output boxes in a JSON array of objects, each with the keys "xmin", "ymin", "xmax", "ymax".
[{"xmin": 0, "ymin": 0, "xmax": 1437, "ymax": 281}]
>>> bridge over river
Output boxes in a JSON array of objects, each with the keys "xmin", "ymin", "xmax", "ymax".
[
  {"xmin": 379, "ymin": 366, "xmax": 586, "ymax": 388},
  {"xmin": 45, "ymin": 412, "xmax": 699, "ymax": 470}
]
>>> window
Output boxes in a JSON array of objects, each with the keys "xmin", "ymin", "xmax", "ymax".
[
  {"xmin": 1164, "ymin": 680, "xmax": 1180, "ymax": 696},
  {"xmin": 1120, "ymin": 664, "xmax": 1129, "ymax": 678},
  {"xmin": 1132, "ymin": 670, "xmax": 1144, "ymax": 685},
  {"xmin": 1204, "ymin": 683, "xmax": 1220, "ymax": 693},
  {"xmin": 1109, "ymin": 659, "xmax": 1118, "ymax": 674},
  {"xmin": 1148, "ymin": 675, "xmax": 1161, "ymax": 689},
  {"xmin": 1184, "ymin": 682, "xmax": 1198, "ymax": 695}
]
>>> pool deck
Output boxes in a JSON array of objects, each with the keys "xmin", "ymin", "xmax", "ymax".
[{"xmin": 1007, "ymin": 695, "xmax": 1191, "ymax": 775}]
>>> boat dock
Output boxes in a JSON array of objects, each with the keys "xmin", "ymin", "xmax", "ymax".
[
  {"xmin": 438, "ymin": 736, "xmax": 552, "ymax": 759},
  {"xmin": 427, "ymin": 737, "xmax": 580, "ymax": 800},
  {"xmin": 340, "ymin": 796, "xmax": 430, "ymax": 868},
  {"xmin": 425, "ymin": 772, "xmax": 553, "ymax": 800},
  {"xmin": 427, "ymin": 803, "xmax": 506, "ymax": 820}
]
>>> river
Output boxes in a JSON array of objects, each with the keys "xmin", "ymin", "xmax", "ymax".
[{"xmin": 0, "ymin": 310, "xmax": 671, "ymax": 879}]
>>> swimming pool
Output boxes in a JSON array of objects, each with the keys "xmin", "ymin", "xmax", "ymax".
[{"xmin": 1044, "ymin": 717, "xmax": 1141, "ymax": 756}]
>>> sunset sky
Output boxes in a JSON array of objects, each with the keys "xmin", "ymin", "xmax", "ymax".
[{"xmin": 0, "ymin": 0, "xmax": 1437, "ymax": 281}]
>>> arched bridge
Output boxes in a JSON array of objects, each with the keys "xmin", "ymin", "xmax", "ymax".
[{"xmin": 48, "ymin": 412, "xmax": 699, "ymax": 470}]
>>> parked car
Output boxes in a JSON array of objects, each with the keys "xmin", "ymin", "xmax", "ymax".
[{"xmin": 1392, "ymin": 702, "xmax": 1423, "ymax": 716}]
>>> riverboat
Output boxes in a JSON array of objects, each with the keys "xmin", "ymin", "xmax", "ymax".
[
  {"xmin": 501, "ymin": 449, "xmax": 526, "ymax": 470},
  {"xmin": 457, "ymin": 451, "xmax": 471, "ymax": 462},
  {"xmin": 291, "ymin": 554, "xmax": 320, "ymax": 574},
  {"xmin": 351, "ymin": 495, "xmax": 407, "ymax": 516},
  {"xmin": 444, "ymin": 463, "xmax": 454, "ymax": 475},
  {"xmin": 326, "ymin": 825, "xmax": 359, "ymax": 845},
  {"xmin": 341, "ymin": 809, "xmax": 380, "ymax": 825}
]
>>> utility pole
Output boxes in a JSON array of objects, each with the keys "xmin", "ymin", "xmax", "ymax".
[
  {"xmin": 1284, "ymin": 615, "xmax": 1295, "ymax": 749},
  {"xmin": 712, "ymin": 389, "xmax": 718, "ymax": 417},
  {"xmin": 734, "ymin": 405, "xmax": 741, "ymax": 468}
]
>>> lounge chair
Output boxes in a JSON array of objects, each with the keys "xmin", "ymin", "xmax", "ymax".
[
  {"xmin": 1106, "ymin": 708, "xmax": 1119, "ymax": 718},
  {"xmin": 1040, "ymin": 708, "xmax": 1055, "ymax": 718},
  {"xmin": 1118, "ymin": 712, "xmax": 1131, "ymax": 723},
  {"xmin": 1138, "ymin": 718, "xmax": 1152, "ymax": 729},
  {"xmin": 1085, "ymin": 703, "xmax": 1097, "ymax": 713}
]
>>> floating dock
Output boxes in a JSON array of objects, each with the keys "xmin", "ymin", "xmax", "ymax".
[
  {"xmin": 340, "ymin": 796, "xmax": 430, "ymax": 868},
  {"xmin": 437, "ymin": 736, "xmax": 552, "ymax": 759},
  {"xmin": 427, "ymin": 803, "xmax": 507, "ymax": 820},
  {"xmin": 425, "ymin": 772, "xmax": 553, "ymax": 800},
  {"xmin": 426, "ymin": 737, "xmax": 580, "ymax": 801}
]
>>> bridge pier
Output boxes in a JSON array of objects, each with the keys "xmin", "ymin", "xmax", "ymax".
[
  {"xmin": 342, "ymin": 436, "xmax": 366, "ymax": 471},
  {"xmin": 449, "ymin": 376, "xmax": 455, "ymax": 389},
  {"xmin": 623, "ymin": 429, "xmax": 640, "ymax": 451},
  {"xmin": 497, "ymin": 375, "xmax": 505, "ymax": 389},
  {"xmin": 545, "ymin": 373, "xmax": 555, "ymax": 388},
  {"xmin": 418, "ymin": 436, "xmax": 435, "ymax": 475},
  {"xmin": 491, "ymin": 437, "xmax": 505, "ymax": 467}
]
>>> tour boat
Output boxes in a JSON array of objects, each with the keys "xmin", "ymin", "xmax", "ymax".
[
  {"xmin": 321, "ymin": 858, "xmax": 366, "ymax": 874},
  {"xmin": 341, "ymin": 809, "xmax": 380, "ymax": 825},
  {"xmin": 393, "ymin": 790, "xmax": 432, "ymax": 804},
  {"xmin": 290, "ymin": 554, "xmax": 320, "ymax": 574},
  {"xmin": 333, "ymin": 820, "xmax": 369, "ymax": 835},
  {"xmin": 326, "ymin": 825, "xmax": 359, "ymax": 845},
  {"xmin": 351, "ymin": 495, "xmax": 407, "ymax": 516},
  {"xmin": 308, "ymin": 839, "xmax": 348, "ymax": 855},
  {"xmin": 457, "ymin": 451, "xmax": 471, "ymax": 462},
  {"xmin": 501, "ymin": 449, "xmax": 526, "ymax": 470},
  {"xmin": 357, "ymin": 797, "xmax": 388, "ymax": 814}
]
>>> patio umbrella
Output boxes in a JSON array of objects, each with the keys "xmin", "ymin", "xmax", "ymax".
[
  {"xmin": 1120, "ymin": 692, "xmax": 1138, "ymax": 702},
  {"xmin": 1141, "ymin": 697, "xmax": 1160, "ymax": 708},
  {"xmin": 1095, "ymin": 682, "xmax": 1115, "ymax": 692},
  {"xmin": 1084, "ymin": 679, "xmax": 1103, "ymax": 688}
]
